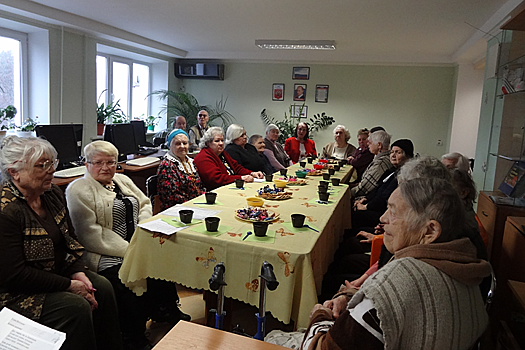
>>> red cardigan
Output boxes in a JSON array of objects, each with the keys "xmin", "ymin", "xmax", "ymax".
[
  {"xmin": 194, "ymin": 147, "xmax": 252, "ymax": 190},
  {"xmin": 284, "ymin": 137, "xmax": 317, "ymax": 163}
]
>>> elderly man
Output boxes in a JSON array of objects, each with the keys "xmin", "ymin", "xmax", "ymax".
[
  {"xmin": 442, "ymin": 151, "xmax": 471, "ymax": 172},
  {"xmin": 351, "ymin": 130, "xmax": 393, "ymax": 198},
  {"xmin": 153, "ymin": 116, "xmax": 187, "ymax": 147},
  {"xmin": 188, "ymin": 110, "xmax": 209, "ymax": 152}
]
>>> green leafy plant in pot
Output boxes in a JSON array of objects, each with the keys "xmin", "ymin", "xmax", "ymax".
[
  {"xmin": 145, "ymin": 115, "xmax": 161, "ymax": 131},
  {"xmin": 0, "ymin": 105, "xmax": 17, "ymax": 131},
  {"xmin": 96, "ymin": 90, "xmax": 128, "ymax": 134}
]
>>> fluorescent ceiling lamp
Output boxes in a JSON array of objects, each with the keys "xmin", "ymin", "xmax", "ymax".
[{"xmin": 255, "ymin": 40, "xmax": 336, "ymax": 50}]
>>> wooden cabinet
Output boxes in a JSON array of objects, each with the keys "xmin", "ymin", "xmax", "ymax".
[{"xmin": 476, "ymin": 191, "xmax": 525, "ymax": 273}]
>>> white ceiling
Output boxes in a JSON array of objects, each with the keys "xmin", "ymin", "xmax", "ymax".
[{"xmin": 1, "ymin": 0, "xmax": 523, "ymax": 65}]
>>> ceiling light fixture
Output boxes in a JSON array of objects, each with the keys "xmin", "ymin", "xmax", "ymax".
[{"xmin": 255, "ymin": 40, "xmax": 336, "ymax": 50}]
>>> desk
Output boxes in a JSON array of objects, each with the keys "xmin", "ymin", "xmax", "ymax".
[
  {"xmin": 119, "ymin": 163, "xmax": 354, "ymax": 328},
  {"xmin": 152, "ymin": 321, "xmax": 287, "ymax": 350},
  {"xmin": 51, "ymin": 151, "xmax": 165, "ymax": 193}
]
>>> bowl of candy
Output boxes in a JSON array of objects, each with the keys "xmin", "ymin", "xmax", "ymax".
[
  {"xmin": 235, "ymin": 207, "xmax": 279, "ymax": 222},
  {"xmin": 257, "ymin": 185, "xmax": 292, "ymax": 200},
  {"xmin": 313, "ymin": 164, "xmax": 324, "ymax": 170}
]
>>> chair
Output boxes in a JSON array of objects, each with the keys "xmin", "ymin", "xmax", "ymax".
[
  {"xmin": 369, "ymin": 234, "xmax": 384, "ymax": 267},
  {"xmin": 146, "ymin": 175, "xmax": 162, "ymax": 215},
  {"xmin": 153, "ymin": 136, "xmax": 166, "ymax": 147}
]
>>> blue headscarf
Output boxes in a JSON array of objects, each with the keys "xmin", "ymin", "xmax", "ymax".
[{"xmin": 167, "ymin": 129, "xmax": 189, "ymax": 147}]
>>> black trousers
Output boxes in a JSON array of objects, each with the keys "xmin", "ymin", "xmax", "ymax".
[
  {"xmin": 98, "ymin": 265, "xmax": 180, "ymax": 339},
  {"xmin": 39, "ymin": 270, "xmax": 123, "ymax": 350}
]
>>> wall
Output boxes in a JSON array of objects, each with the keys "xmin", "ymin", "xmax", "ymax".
[
  {"xmin": 182, "ymin": 62, "xmax": 457, "ymax": 158},
  {"xmin": 449, "ymin": 63, "xmax": 484, "ymax": 158}
]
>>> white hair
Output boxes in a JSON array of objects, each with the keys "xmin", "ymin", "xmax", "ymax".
[
  {"xmin": 225, "ymin": 124, "xmax": 245, "ymax": 144},
  {"xmin": 398, "ymin": 156, "xmax": 451, "ymax": 183},
  {"xmin": 84, "ymin": 141, "xmax": 118, "ymax": 162},
  {"xmin": 265, "ymin": 124, "xmax": 279, "ymax": 134},
  {"xmin": 442, "ymin": 152, "xmax": 470, "ymax": 172},
  {"xmin": 199, "ymin": 126, "xmax": 224, "ymax": 149},
  {"xmin": 334, "ymin": 125, "xmax": 351, "ymax": 141},
  {"xmin": 0, "ymin": 136, "xmax": 57, "ymax": 183},
  {"xmin": 369, "ymin": 130, "xmax": 391, "ymax": 150}
]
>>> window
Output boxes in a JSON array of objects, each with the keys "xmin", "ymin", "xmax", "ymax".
[
  {"xmin": 96, "ymin": 54, "xmax": 151, "ymax": 122},
  {"xmin": 0, "ymin": 29, "xmax": 26, "ymax": 126}
]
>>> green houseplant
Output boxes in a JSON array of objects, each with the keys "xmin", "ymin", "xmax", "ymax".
[
  {"xmin": 145, "ymin": 115, "xmax": 161, "ymax": 131},
  {"xmin": 0, "ymin": 105, "xmax": 17, "ymax": 130},
  {"xmin": 19, "ymin": 116, "xmax": 38, "ymax": 132},
  {"xmin": 96, "ymin": 90, "xmax": 128, "ymax": 134},
  {"xmin": 150, "ymin": 91, "xmax": 235, "ymax": 129}
]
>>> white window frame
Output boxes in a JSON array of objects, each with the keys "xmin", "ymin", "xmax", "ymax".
[
  {"xmin": 0, "ymin": 27, "xmax": 28, "ymax": 125},
  {"xmin": 97, "ymin": 53, "xmax": 151, "ymax": 120}
]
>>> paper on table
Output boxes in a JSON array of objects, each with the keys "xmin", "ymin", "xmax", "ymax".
[
  {"xmin": 159, "ymin": 205, "xmax": 222, "ymax": 220},
  {"xmin": 0, "ymin": 308, "xmax": 66, "ymax": 350},
  {"xmin": 254, "ymin": 178, "xmax": 265, "ymax": 183},
  {"xmin": 138, "ymin": 219, "xmax": 186, "ymax": 235}
]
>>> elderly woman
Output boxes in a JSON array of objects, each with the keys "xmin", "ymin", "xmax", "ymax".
[
  {"xmin": 157, "ymin": 129, "xmax": 205, "ymax": 210},
  {"xmin": 348, "ymin": 128, "xmax": 374, "ymax": 181},
  {"xmin": 352, "ymin": 139, "xmax": 414, "ymax": 229},
  {"xmin": 264, "ymin": 124, "xmax": 292, "ymax": 170},
  {"xmin": 284, "ymin": 122, "xmax": 317, "ymax": 163},
  {"xmin": 0, "ymin": 136, "xmax": 122, "ymax": 350},
  {"xmin": 224, "ymin": 124, "xmax": 266, "ymax": 173},
  {"xmin": 249, "ymin": 134, "xmax": 276, "ymax": 175},
  {"xmin": 321, "ymin": 125, "xmax": 357, "ymax": 160},
  {"xmin": 66, "ymin": 141, "xmax": 189, "ymax": 350},
  {"xmin": 442, "ymin": 151, "xmax": 471, "ymax": 172},
  {"xmin": 194, "ymin": 127, "xmax": 263, "ymax": 190},
  {"xmin": 303, "ymin": 177, "xmax": 490, "ymax": 350}
]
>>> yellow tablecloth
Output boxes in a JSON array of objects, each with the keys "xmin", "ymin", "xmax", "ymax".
[{"xmin": 119, "ymin": 164, "xmax": 354, "ymax": 328}]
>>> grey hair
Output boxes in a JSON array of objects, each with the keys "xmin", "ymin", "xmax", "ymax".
[
  {"xmin": 199, "ymin": 126, "xmax": 224, "ymax": 149},
  {"xmin": 84, "ymin": 141, "xmax": 118, "ymax": 162},
  {"xmin": 265, "ymin": 124, "xmax": 279, "ymax": 134},
  {"xmin": 334, "ymin": 125, "xmax": 351, "ymax": 141},
  {"xmin": 452, "ymin": 169, "xmax": 477, "ymax": 211},
  {"xmin": 249, "ymin": 134, "xmax": 263, "ymax": 145},
  {"xmin": 0, "ymin": 136, "xmax": 58, "ymax": 183},
  {"xmin": 442, "ymin": 152, "xmax": 470, "ymax": 172},
  {"xmin": 225, "ymin": 124, "xmax": 245, "ymax": 144},
  {"xmin": 398, "ymin": 156, "xmax": 451, "ymax": 183},
  {"xmin": 399, "ymin": 177, "xmax": 465, "ymax": 243},
  {"xmin": 369, "ymin": 130, "xmax": 391, "ymax": 150}
]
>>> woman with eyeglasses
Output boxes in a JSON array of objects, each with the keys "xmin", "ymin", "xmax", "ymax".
[
  {"xmin": 66, "ymin": 141, "xmax": 189, "ymax": 350},
  {"xmin": 0, "ymin": 136, "xmax": 122, "ymax": 350}
]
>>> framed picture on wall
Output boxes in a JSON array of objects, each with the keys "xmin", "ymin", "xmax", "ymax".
[
  {"xmin": 315, "ymin": 85, "xmax": 329, "ymax": 103},
  {"xmin": 272, "ymin": 83, "xmax": 285, "ymax": 101},
  {"xmin": 291, "ymin": 104, "xmax": 308, "ymax": 118},
  {"xmin": 294, "ymin": 84, "xmax": 307, "ymax": 101},
  {"xmin": 292, "ymin": 67, "xmax": 310, "ymax": 80}
]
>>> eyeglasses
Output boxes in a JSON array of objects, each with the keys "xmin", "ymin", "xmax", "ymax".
[
  {"xmin": 34, "ymin": 159, "xmax": 60, "ymax": 172},
  {"xmin": 88, "ymin": 160, "xmax": 117, "ymax": 168},
  {"xmin": 198, "ymin": 114, "xmax": 208, "ymax": 117}
]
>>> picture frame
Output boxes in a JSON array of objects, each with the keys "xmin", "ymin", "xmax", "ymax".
[
  {"xmin": 292, "ymin": 67, "xmax": 310, "ymax": 80},
  {"xmin": 291, "ymin": 104, "xmax": 308, "ymax": 118},
  {"xmin": 272, "ymin": 83, "xmax": 285, "ymax": 101},
  {"xmin": 294, "ymin": 84, "xmax": 307, "ymax": 102},
  {"xmin": 315, "ymin": 84, "xmax": 329, "ymax": 103}
]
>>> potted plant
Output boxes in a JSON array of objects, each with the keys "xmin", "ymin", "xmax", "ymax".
[
  {"xmin": 145, "ymin": 115, "xmax": 161, "ymax": 131},
  {"xmin": 0, "ymin": 105, "xmax": 17, "ymax": 131},
  {"xmin": 149, "ymin": 91, "xmax": 235, "ymax": 129},
  {"xmin": 18, "ymin": 116, "xmax": 38, "ymax": 136},
  {"xmin": 96, "ymin": 90, "xmax": 128, "ymax": 135}
]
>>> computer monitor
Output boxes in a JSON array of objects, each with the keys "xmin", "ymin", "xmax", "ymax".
[
  {"xmin": 35, "ymin": 124, "xmax": 81, "ymax": 170},
  {"xmin": 103, "ymin": 124, "xmax": 137, "ymax": 162},
  {"xmin": 130, "ymin": 120, "xmax": 147, "ymax": 148}
]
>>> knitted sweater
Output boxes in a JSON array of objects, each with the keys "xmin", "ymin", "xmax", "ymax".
[
  {"xmin": 65, "ymin": 172, "xmax": 152, "ymax": 271},
  {"xmin": 193, "ymin": 147, "xmax": 252, "ymax": 190},
  {"xmin": 303, "ymin": 238, "xmax": 490, "ymax": 350}
]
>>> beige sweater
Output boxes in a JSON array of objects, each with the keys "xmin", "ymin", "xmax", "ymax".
[{"xmin": 65, "ymin": 172, "xmax": 152, "ymax": 271}]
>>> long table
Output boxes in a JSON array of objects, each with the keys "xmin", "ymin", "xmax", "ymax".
[{"xmin": 119, "ymin": 163, "xmax": 354, "ymax": 328}]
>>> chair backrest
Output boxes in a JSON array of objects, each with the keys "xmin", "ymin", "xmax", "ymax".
[
  {"xmin": 146, "ymin": 175, "xmax": 162, "ymax": 215},
  {"xmin": 370, "ymin": 234, "xmax": 384, "ymax": 267}
]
